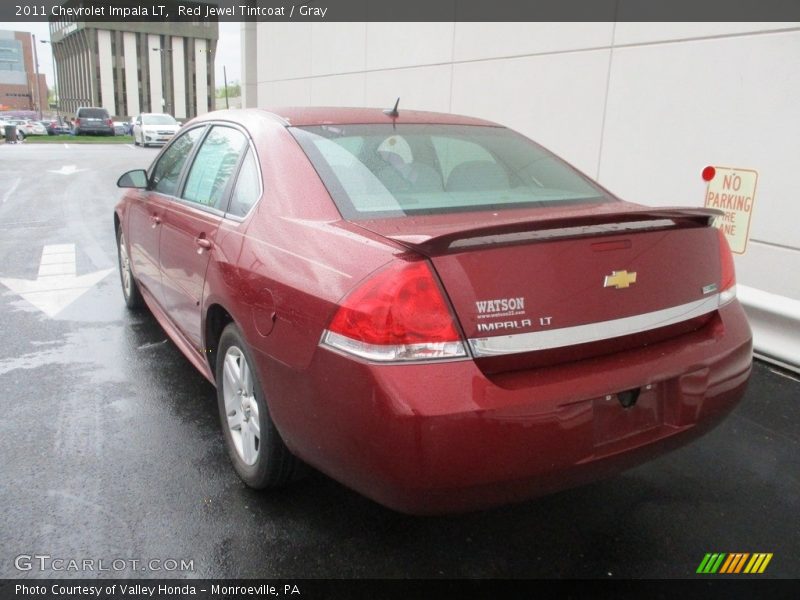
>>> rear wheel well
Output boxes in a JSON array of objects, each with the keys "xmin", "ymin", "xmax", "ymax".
[{"xmin": 205, "ymin": 304, "xmax": 234, "ymax": 379}]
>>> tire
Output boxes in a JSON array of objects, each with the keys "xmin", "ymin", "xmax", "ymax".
[
  {"xmin": 116, "ymin": 228, "xmax": 143, "ymax": 309},
  {"xmin": 216, "ymin": 322, "xmax": 298, "ymax": 489}
]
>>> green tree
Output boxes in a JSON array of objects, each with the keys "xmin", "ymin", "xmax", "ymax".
[{"xmin": 216, "ymin": 81, "xmax": 240, "ymax": 98}]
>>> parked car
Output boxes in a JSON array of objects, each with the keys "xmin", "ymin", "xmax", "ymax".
[
  {"xmin": 2, "ymin": 118, "xmax": 33, "ymax": 140},
  {"xmin": 73, "ymin": 106, "xmax": 114, "ymax": 136},
  {"xmin": 18, "ymin": 119, "xmax": 47, "ymax": 136},
  {"xmin": 113, "ymin": 121, "xmax": 127, "ymax": 136},
  {"xmin": 132, "ymin": 113, "xmax": 180, "ymax": 147},
  {"xmin": 41, "ymin": 119, "xmax": 68, "ymax": 135},
  {"xmin": 114, "ymin": 108, "xmax": 752, "ymax": 514},
  {"xmin": 0, "ymin": 118, "xmax": 24, "ymax": 141}
]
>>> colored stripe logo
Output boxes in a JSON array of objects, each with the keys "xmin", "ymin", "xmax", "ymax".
[{"xmin": 697, "ymin": 553, "xmax": 773, "ymax": 574}]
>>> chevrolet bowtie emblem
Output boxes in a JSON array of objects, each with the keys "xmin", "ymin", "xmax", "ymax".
[{"xmin": 604, "ymin": 270, "xmax": 637, "ymax": 289}]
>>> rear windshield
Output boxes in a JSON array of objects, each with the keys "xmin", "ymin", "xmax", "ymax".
[
  {"xmin": 291, "ymin": 124, "xmax": 614, "ymax": 219},
  {"xmin": 143, "ymin": 114, "xmax": 177, "ymax": 125},
  {"xmin": 78, "ymin": 108, "xmax": 109, "ymax": 119}
]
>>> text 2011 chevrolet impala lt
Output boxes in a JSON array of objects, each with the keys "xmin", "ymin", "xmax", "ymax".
[{"xmin": 114, "ymin": 107, "xmax": 752, "ymax": 514}]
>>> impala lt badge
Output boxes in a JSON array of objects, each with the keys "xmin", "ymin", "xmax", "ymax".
[{"xmin": 604, "ymin": 270, "xmax": 637, "ymax": 289}]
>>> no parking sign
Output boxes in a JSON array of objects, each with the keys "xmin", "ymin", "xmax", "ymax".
[{"xmin": 702, "ymin": 166, "xmax": 758, "ymax": 254}]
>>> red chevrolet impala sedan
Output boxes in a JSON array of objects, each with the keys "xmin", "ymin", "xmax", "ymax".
[{"xmin": 114, "ymin": 107, "xmax": 752, "ymax": 514}]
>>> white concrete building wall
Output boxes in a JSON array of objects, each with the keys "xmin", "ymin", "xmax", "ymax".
[
  {"xmin": 96, "ymin": 30, "xmax": 115, "ymax": 114},
  {"xmin": 195, "ymin": 38, "xmax": 208, "ymax": 115},
  {"xmin": 241, "ymin": 22, "xmax": 258, "ymax": 108},
  {"xmin": 171, "ymin": 36, "xmax": 186, "ymax": 119},
  {"xmin": 148, "ymin": 34, "xmax": 163, "ymax": 113},
  {"xmin": 123, "ymin": 32, "xmax": 139, "ymax": 117},
  {"xmin": 243, "ymin": 22, "xmax": 800, "ymax": 368}
]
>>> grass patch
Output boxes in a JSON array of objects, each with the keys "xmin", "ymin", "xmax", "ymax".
[{"xmin": 22, "ymin": 134, "xmax": 134, "ymax": 144}]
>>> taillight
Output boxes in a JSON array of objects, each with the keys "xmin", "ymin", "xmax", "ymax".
[
  {"xmin": 718, "ymin": 227, "xmax": 736, "ymax": 305},
  {"xmin": 321, "ymin": 260, "xmax": 467, "ymax": 362},
  {"xmin": 106, "ymin": 119, "xmax": 113, "ymax": 126},
  {"xmin": 74, "ymin": 118, "xmax": 80, "ymax": 126}
]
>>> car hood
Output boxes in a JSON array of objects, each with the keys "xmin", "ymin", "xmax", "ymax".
[{"xmin": 141, "ymin": 124, "xmax": 179, "ymax": 132}]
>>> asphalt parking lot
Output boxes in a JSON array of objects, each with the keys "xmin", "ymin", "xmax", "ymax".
[{"xmin": 0, "ymin": 142, "xmax": 798, "ymax": 580}]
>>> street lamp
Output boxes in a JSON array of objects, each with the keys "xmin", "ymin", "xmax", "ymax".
[
  {"xmin": 31, "ymin": 34, "xmax": 43, "ymax": 118},
  {"xmin": 40, "ymin": 39, "xmax": 59, "ymax": 118},
  {"xmin": 152, "ymin": 47, "xmax": 173, "ymax": 115},
  {"xmin": 196, "ymin": 47, "xmax": 213, "ymax": 113}
]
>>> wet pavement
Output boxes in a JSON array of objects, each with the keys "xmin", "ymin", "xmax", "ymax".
[{"xmin": 0, "ymin": 143, "xmax": 798, "ymax": 579}]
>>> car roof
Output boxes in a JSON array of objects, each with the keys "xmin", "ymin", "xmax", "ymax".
[{"xmin": 192, "ymin": 107, "xmax": 502, "ymax": 128}]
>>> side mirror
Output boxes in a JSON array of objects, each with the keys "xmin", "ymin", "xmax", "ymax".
[{"xmin": 117, "ymin": 169, "xmax": 148, "ymax": 189}]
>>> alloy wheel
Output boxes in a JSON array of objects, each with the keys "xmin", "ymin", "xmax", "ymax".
[
  {"xmin": 119, "ymin": 233, "xmax": 132, "ymax": 297},
  {"xmin": 222, "ymin": 346, "xmax": 261, "ymax": 466}
]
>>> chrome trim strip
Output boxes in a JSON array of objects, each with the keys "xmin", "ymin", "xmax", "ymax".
[
  {"xmin": 320, "ymin": 330, "xmax": 468, "ymax": 363},
  {"xmin": 468, "ymin": 295, "xmax": 721, "ymax": 357}
]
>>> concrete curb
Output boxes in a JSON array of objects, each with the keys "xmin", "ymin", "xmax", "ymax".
[{"xmin": 739, "ymin": 284, "xmax": 800, "ymax": 374}]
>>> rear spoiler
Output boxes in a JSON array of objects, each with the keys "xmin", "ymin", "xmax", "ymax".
[{"xmin": 386, "ymin": 207, "xmax": 722, "ymax": 254}]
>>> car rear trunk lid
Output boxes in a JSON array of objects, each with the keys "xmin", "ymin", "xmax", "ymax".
[{"xmin": 354, "ymin": 203, "xmax": 725, "ymax": 372}]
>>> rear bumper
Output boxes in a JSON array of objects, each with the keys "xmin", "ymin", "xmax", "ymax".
[
  {"xmin": 75, "ymin": 126, "xmax": 113, "ymax": 135},
  {"xmin": 269, "ymin": 301, "xmax": 752, "ymax": 514}
]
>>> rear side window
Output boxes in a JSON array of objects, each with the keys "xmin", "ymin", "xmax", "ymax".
[
  {"xmin": 227, "ymin": 149, "xmax": 260, "ymax": 217},
  {"xmin": 291, "ymin": 124, "xmax": 614, "ymax": 219},
  {"xmin": 150, "ymin": 127, "xmax": 204, "ymax": 196},
  {"xmin": 182, "ymin": 126, "xmax": 247, "ymax": 210}
]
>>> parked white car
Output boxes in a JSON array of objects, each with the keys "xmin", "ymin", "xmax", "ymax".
[
  {"xmin": 0, "ymin": 118, "xmax": 27, "ymax": 140},
  {"xmin": 19, "ymin": 119, "xmax": 47, "ymax": 136},
  {"xmin": 132, "ymin": 113, "xmax": 180, "ymax": 147}
]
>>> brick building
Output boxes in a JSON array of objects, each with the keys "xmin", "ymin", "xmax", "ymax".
[{"xmin": 0, "ymin": 30, "xmax": 48, "ymax": 113}]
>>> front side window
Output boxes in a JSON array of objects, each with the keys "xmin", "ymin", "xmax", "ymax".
[
  {"xmin": 291, "ymin": 124, "xmax": 614, "ymax": 219},
  {"xmin": 150, "ymin": 127, "xmax": 204, "ymax": 196},
  {"xmin": 182, "ymin": 126, "xmax": 247, "ymax": 210}
]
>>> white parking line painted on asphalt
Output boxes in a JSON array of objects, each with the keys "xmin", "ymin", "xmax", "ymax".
[
  {"xmin": 126, "ymin": 144, "xmax": 134, "ymax": 149},
  {"xmin": 1, "ymin": 177, "xmax": 20, "ymax": 204},
  {"xmin": 0, "ymin": 243, "xmax": 114, "ymax": 317},
  {"xmin": 37, "ymin": 245, "xmax": 77, "ymax": 277},
  {"xmin": 63, "ymin": 143, "xmax": 69, "ymax": 149},
  {"xmin": 48, "ymin": 165, "xmax": 88, "ymax": 175},
  {"xmin": 137, "ymin": 339, "xmax": 168, "ymax": 350}
]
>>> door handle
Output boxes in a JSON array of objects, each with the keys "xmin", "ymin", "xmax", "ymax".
[
  {"xmin": 150, "ymin": 215, "xmax": 161, "ymax": 228},
  {"xmin": 195, "ymin": 237, "xmax": 213, "ymax": 250}
]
